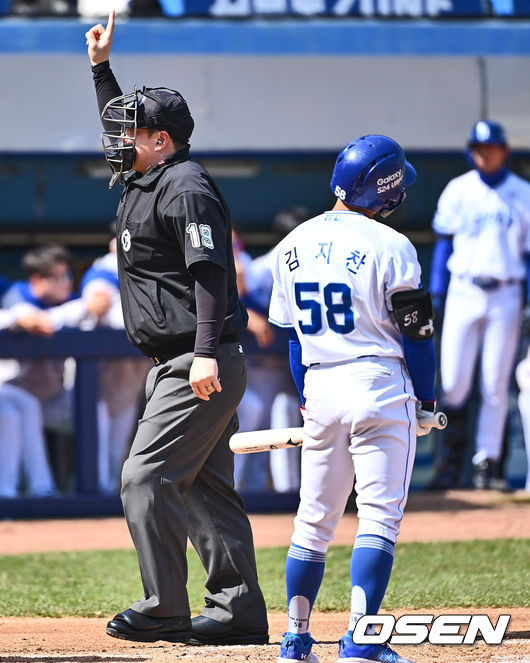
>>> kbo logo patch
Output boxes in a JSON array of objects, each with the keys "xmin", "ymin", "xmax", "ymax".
[{"xmin": 121, "ymin": 229, "xmax": 131, "ymax": 252}]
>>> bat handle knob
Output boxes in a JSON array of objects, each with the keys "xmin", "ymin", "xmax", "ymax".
[{"xmin": 435, "ymin": 412, "xmax": 448, "ymax": 429}]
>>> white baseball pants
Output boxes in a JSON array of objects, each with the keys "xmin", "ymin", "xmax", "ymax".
[
  {"xmin": 441, "ymin": 278, "xmax": 521, "ymax": 463},
  {"xmin": 292, "ymin": 356, "xmax": 416, "ymax": 551},
  {"xmin": 0, "ymin": 383, "xmax": 55, "ymax": 497}
]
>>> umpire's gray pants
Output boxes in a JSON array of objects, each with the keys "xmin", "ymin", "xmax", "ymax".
[{"xmin": 120, "ymin": 341, "xmax": 268, "ymax": 629}]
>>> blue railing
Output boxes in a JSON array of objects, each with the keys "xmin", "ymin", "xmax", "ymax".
[
  {"xmin": 2, "ymin": 326, "xmax": 524, "ymax": 519},
  {"xmin": 0, "ymin": 328, "xmax": 301, "ymax": 518},
  {"xmin": 0, "ymin": 329, "xmax": 140, "ymax": 517}
]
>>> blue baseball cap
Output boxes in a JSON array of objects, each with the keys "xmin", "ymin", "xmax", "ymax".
[{"xmin": 468, "ymin": 120, "xmax": 507, "ymax": 147}]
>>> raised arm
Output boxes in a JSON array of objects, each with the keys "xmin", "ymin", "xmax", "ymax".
[{"xmin": 85, "ymin": 10, "xmax": 123, "ymax": 129}]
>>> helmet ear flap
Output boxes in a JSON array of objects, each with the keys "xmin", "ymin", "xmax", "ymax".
[
  {"xmin": 403, "ymin": 161, "xmax": 417, "ymax": 187},
  {"xmin": 378, "ymin": 190, "xmax": 406, "ymax": 218}
]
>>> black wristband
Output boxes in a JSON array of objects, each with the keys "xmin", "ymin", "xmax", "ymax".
[{"xmin": 91, "ymin": 60, "xmax": 111, "ymax": 73}]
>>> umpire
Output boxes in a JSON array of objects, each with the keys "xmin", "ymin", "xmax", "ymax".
[{"xmin": 85, "ymin": 11, "xmax": 268, "ymax": 646}]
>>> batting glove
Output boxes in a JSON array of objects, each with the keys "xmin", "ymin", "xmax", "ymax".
[{"xmin": 416, "ymin": 400, "xmax": 436, "ymax": 436}]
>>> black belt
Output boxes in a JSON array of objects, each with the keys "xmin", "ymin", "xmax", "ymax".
[
  {"xmin": 469, "ymin": 276, "xmax": 521, "ymax": 291},
  {"xmin": 152, "ymin": 334, "xmax": 240, "ymax": 365}
]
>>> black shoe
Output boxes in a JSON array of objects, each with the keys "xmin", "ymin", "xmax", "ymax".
[
  {"xmin": 188, "ymin": 615, "xmax": 269, "ymax": 645},
  {"xmin": 106, "ymin": 608, "xmax": 191, "ymax": 642},
  {"xmin": 472, "ymin": 458, "xmax": 495, "ymax": 490}
]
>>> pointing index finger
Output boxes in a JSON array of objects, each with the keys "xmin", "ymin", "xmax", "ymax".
[{"xmin": 106, "ymin": 8, "xmax": 115, "ymax": 35}]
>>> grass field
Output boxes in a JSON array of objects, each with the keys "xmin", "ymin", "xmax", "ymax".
[{"xmin": 0, "ymin": 539, "xmax": 528, "ymax": 617}]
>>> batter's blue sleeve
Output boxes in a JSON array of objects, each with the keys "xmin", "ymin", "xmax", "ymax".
[
  {"xmin": 429, "ymin": 235, "xmax": 453, "ymax": 297},
  {"xmin": 288, "ymin": 328, "xmax": 307, "ymax": 406},
  {"xmin": 403, "ymin": 335, "xmax": 436, "ymax": 404}
]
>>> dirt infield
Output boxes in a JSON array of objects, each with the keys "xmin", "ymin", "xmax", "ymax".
[
  {"xmin": 1, "ymin": 609, "xmax": 529, "ymax": 663},
  {"xmin": 1, "ymin": 490, "xmax": 530, "ymax": 555},
  {"xmin": 0, "ymin": 490, "xmax": 529, "ymax": 663}
]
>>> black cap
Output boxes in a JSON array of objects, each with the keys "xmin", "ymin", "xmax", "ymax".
[{"xmin": 137, "ymin": 87, "xmax": 194, "ymax": 144}]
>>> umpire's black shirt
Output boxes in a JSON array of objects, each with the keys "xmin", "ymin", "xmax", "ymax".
[{"xmin": 116, "ymin": 149, "xmax": 247, "ymax": 358}]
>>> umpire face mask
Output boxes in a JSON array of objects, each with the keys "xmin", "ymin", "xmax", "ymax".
[
  {"xmin": 101, "ymin": 86, "xmax": 194, "ymax": 189},
  {"xmin": 101, "ymin": 89, "xmax": 140, "ymax": 189}
]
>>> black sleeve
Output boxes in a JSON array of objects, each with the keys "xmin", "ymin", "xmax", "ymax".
[
  {"xmin": 192, "ymin": 261, "xmax": 227, "ymax": 358},
  {"xmin": 91, "ymin": 60, "xmax": 123, "ymax": 132}
]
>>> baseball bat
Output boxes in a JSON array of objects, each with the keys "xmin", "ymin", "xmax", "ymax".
[
  {"xmin": 229, "ymin": 412, "xmax": 448, "ymax": 454},
  {"xmin": 229, "ymin": 427, "xmax": 304, "ymax": 454}
]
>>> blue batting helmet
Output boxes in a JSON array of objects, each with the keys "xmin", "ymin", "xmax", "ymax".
[
  {"xmin": 330, "ymin": 135, "xmax": 416, "ymax": 218},
  {"xmin": 468, "ymin": 120, "xmax": 507, "ymax": 147}
]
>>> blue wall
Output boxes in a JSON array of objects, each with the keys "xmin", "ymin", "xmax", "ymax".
[{"xmin": 2, "ymin": 17, "xmax": 530, "ymax": 55}]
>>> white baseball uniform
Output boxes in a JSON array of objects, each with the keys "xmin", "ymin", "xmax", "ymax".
[
  {"xmin": 433, "ymin": 169, "xmax": 530, "ymax": 463},
  {"xmin": 269, "ymin": 210, "xmax": 421, "ymax": 546}
]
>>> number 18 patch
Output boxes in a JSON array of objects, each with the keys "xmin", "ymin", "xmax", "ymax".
[{"xmin": 186, "ymin": 223, "xmax": 214, "ymax": 249}]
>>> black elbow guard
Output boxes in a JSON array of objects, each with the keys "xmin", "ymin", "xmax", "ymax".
[{"xmin": 391, "ymin": 288, "xmax": 434, "ymax": 340}]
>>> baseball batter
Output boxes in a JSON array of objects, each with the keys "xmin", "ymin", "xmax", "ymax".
[
  {"xmin": 269, "ymin": 135, "xmax": 437, "ymax": 663},
  {"xmin": 429, "ymin": 120, "xmax": 530, "ymax": 490}
]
